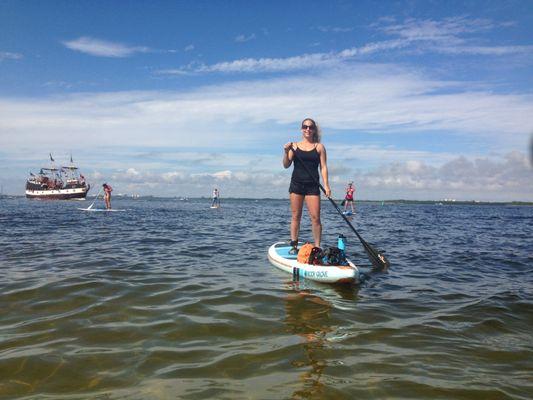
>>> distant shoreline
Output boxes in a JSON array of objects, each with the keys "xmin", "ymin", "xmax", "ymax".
[{"xmin": 2, "ymin": 195, "xmax": 531, "ymax": 206}]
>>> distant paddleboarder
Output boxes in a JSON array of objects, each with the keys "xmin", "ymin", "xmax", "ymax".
[
  {"xmin": 103, "ymin": 183, "xmax": 113, "ymax": 210},
  {"xmin": 211, "ymin": 188, "xmax": 220, "ymax": 208},
  {"xmin": 343, "ymin": 182, "xmax": 355, "ymax": 214},
  {"xmin": 283, "ymin": 118, "xmax": 331, "ymax": 254}
]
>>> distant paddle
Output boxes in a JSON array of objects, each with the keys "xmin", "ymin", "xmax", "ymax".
[
  {"xmin": 85, "ymin": 187, "xmax": 102, "ymax": 211},
  {"xmin": 289, "ymin": 143, "xmax": 390, "ymax": 270}
]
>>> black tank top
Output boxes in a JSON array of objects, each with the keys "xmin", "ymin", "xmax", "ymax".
[{"xmin": 291, "ymin": 145, "xmax": 320, "ymax": 183}]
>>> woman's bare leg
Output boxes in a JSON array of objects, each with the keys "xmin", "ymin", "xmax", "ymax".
[
  {"xmin": 290, "ymin": 193, "xmax": 304, "ymax": 243},
  {"xmin": 305, "ymin": 195, "xmax": 321, "ymax": 247}
]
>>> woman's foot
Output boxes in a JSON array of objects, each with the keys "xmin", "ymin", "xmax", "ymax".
[{"xmin": 288, "ymin": 240, "xmax": 298, "ymax": 255}]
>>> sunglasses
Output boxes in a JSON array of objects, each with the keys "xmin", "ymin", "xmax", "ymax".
[{"xmin": 301, "ymin": 124, "xmax": 315, "ymax": 130}]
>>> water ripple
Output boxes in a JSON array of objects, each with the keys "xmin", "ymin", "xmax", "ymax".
[{"xmin": 0, "ymin": 199, "xmax": 531, "ymax": 399}]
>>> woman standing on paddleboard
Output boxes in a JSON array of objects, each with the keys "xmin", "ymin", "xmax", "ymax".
[
  {"xmin": 283, "ymin": 118, "xmax": 331, "ymax": 254},
  {"xmin": 211, "ymin": 188, "xmax": 220, "ymax": 208},
  {"xmin": 103, "ymin": 183, "xmax": 112, "ymax": 210},
  {"xmin": 344, "ymin": 182, "xmax": 355, "ymax": 214}
]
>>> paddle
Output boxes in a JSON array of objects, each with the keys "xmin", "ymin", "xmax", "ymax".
[
  {"xmin": 289, "ymin": 143, "xmax": 390, "ymax": 269},
  {"xmin": 87, "ymin": 187, "xmax": 103, "ymax": 210}
]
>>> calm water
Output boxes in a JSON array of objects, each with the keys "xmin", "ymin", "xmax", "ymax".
[{"xmin": 0, "ymin": 197, "xmax": 531, "ymax": 399}]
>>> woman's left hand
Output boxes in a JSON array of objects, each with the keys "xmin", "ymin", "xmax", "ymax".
[{"xmin": 325, "ymin": 186, "xmax": 331, "ymax": 198}]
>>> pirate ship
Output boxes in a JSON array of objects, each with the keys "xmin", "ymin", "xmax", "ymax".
[{"xmin": 26, "ymin": 154, "xmax": 90, "ymax": 200}]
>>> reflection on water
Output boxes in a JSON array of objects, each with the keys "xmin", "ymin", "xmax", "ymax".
[
  {"xmin": 284, "ymin": 283, "xmax": 360, "ymax": 399},
  {"xmin": 286, "ymin": 285, "xmax": 332, "ymax": 399}
]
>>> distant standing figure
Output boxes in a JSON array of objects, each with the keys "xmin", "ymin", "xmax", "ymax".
[
  {"xmin": 212, "ymin": 188, "xmax": 220, "ymax": 208},
  {"xmin": 103, "ymin": 183, "xmax": 113, "ymax": 210},
  {"xmin": 344, "ymin": 182, "xmax": 355, "ymax": 213}
]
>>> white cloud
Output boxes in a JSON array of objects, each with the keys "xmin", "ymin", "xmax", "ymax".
[
  {"xmin": 125, "ymin": 167, "xmax": 140, "ymax": 177},
  {"xmin": 157, "ymin": 48, "xmax": 375, "ymax": 75},
  {"xmin": 0, "ymin": 51, "xmax": 23, "ymax": 61},
  {"xmin": 375, "ymin": 17, "xmax": 495, "ymax": 41},
  {"xmin": 184, "ymin": 44, "xmax": 195, "ymax": 51},
  {"xmin": 317, "ymin": 26, "xmax": 353, "ymax": 33},
  {"xmin": 42, "ymin": 81, "xmax": 73, "ymax": 89},
  {"xmin": 0, "ymin": 51, "xmax": 23, "ymax": 63},
  {"xmin": 196, "ymin": 52, "xmax": 340, "ymax": 73},
  {"xmin": 436, "ymin": 45, "xmax": 533, "ymax": 55},
  {"xmin": 62, "ymin": 37, "xmax": 150, "ymax": 57},
  {"xmin": 212, "ymin": 170, "xmax": 232, "ymax": 180},
  {"xmin": 235, "ymin": 33, "xmax": 256, "ymax": 43},
  {"xmin": 374, "ymin": 16, "xmax": 533, "ymax": 56},
  {"xmin": 162, "ymin": 171, "xmax": 187, "ymax": 182}
]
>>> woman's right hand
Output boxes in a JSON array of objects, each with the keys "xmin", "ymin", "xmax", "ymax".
[
  {"xmin": 283, "ymin": 142, "xmax": 294, "ymax": 153},
  {"xmin": 282, "ymin": 142, "xmax": 294, "ymax": 168}
]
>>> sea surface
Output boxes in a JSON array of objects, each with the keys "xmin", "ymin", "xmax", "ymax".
[{"xmin": 0, "ymin": 197, "xmax": 531, "ymax": 400}]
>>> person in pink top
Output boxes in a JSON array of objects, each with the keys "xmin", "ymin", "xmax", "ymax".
[
  {"xmin": 344, "ymin": 182, "xmax": 355, "ymax": 213},
  {"xmin": 103, "ymin": 183, "xmax": 113, "ymax": 210}
]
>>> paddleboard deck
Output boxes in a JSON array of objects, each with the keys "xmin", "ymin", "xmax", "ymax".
[
  {"xmin": 268, "ymin": 242, "xmax": 359, "ymax": 284},
  {"xmin": 78, "ymin": 208, "xmax": 126, "ymax": 212}
]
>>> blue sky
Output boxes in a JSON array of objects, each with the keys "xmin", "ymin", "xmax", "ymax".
[{"xmin": 1, "ymin": 0, "xmax": 532, "ymax": 200}]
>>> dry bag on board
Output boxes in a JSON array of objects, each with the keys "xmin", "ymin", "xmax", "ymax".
[{"xmin": 297, "ymin": 243, "xmax": 314, "ymax": 263}]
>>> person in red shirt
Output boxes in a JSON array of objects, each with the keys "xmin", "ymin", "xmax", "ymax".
[{"xmin": 344, "ymin": 182, "xmax": 355, "ymax": 214}]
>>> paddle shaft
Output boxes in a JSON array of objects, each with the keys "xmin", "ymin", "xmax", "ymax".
[
  {"xmin": 88, "ymin": 187, "xmax": 103, "ymax": 209},
  {"xmin": 289, "ymin": 143, "xmax": 389, "ymax": 269}
]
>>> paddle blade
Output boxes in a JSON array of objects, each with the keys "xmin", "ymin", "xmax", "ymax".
[{"xmin": 364, "ymin": 242, "xmax": 390, "ymax": 270}]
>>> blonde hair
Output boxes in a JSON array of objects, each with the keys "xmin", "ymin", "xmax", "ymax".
[{"xmin": 302, "ymin": 118, "xmax": 321, "ymax": 143}]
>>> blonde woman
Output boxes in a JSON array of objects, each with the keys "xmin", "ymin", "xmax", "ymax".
[{"xmin": 283, "ymin": 118, "xmax": 331, "ymax": 254}]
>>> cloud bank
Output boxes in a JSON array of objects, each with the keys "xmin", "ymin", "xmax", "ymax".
[
  {"xmin": 77, "ymin": 151, "xmax": 531, "ymax": 201},
  {"xmin": 2, "ymin": 65, "xmax": 532, "ymax": 151},
  {"xmin": 159, "ymin": 16, "xmax": 533, "ymax": 75}
]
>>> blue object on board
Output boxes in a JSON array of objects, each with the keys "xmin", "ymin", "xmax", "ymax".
[{"xmin": 337, "ymin": 234, "xmax": 346, "ymax": 251}]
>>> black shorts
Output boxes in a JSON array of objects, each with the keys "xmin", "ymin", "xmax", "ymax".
[{"xmin": 289, "ymin": 180, "xmax": 320, "ymax": 196}]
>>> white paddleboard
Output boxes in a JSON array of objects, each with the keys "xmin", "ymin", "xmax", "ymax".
[
  {"xmin": 268, "ymin": 242, "xmax": 359, "ymax": 284},
  {"xmin": 78, "ymin": 208, "xmax": 126, "ymax": 212}
]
